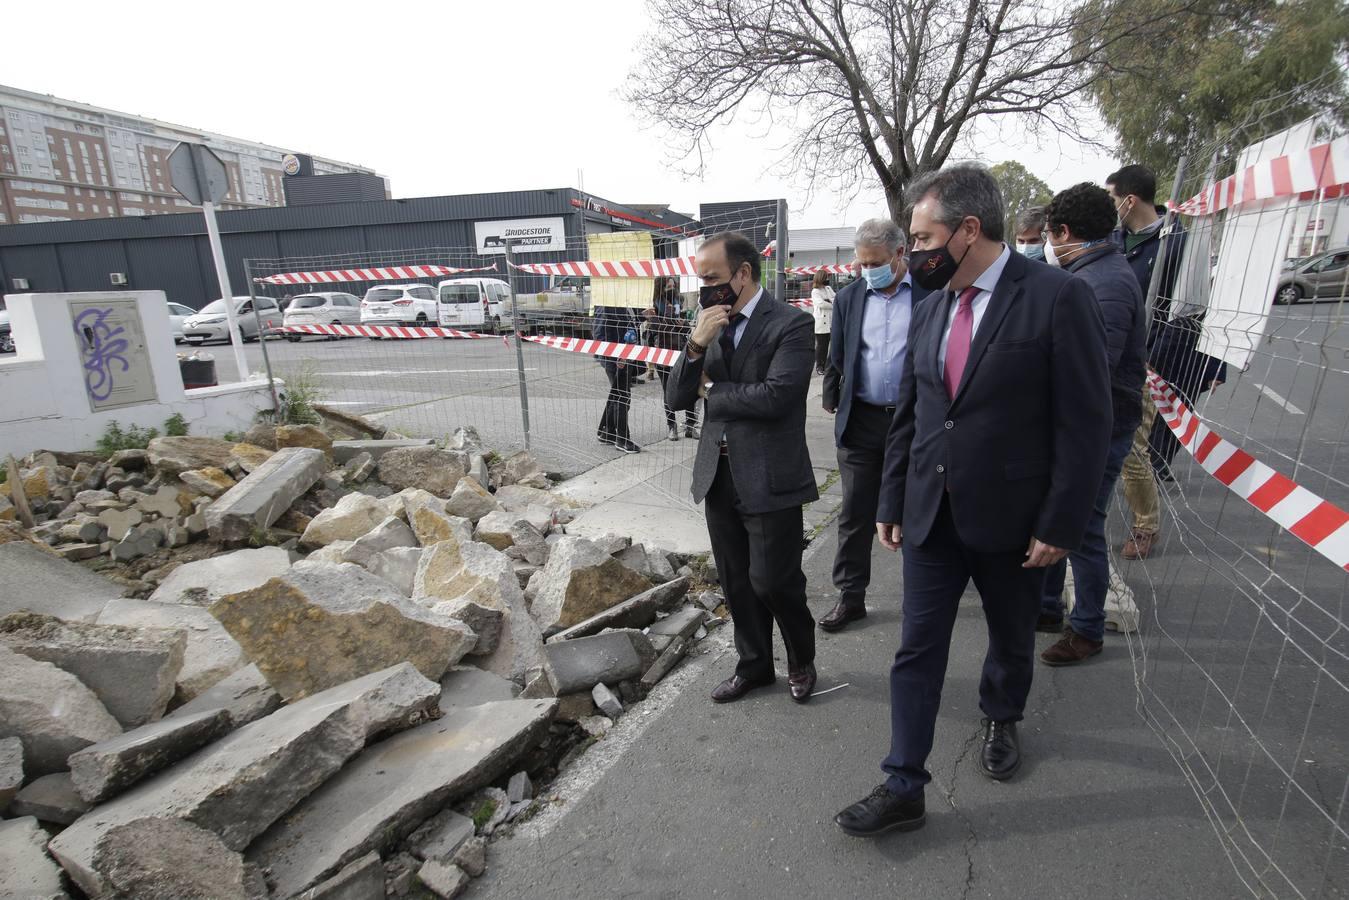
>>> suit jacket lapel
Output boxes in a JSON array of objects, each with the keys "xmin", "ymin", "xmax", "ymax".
[
  {"xmin": 951, "ymin": 259, "xmax": 1023, "ymax": 408},
  {"xmin": 932, "ymin": 289, "xmax": 955, "ymax": 387},
  {"xmin": 730, "ymin": 293, "xmax": 774, "ymax": 381}
]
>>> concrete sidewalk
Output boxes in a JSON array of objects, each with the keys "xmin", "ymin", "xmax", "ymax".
[{"xmin": 473, "ymin": 519, "xmax": 1244, "ymax": 899}]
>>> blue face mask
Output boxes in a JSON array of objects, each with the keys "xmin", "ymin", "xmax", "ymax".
[{"xmin": 861, "ymin": 263, "xmax": 895, "ymax": 290}]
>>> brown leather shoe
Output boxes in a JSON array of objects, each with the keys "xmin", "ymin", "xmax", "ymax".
[
  {"xmin": 788, "ymin": 664, "xmax": 816, "ymax": 703},
  {"xmin": 711, "ymin": 674, "xmax": 775, "ymax": 704},
  {"xmin": 1040, "ymin": 629, "xmax": 1104, "ymax": 666},
  {"xmin": 818, "ymin": 601, "xmax": 867, "ymax": 632},
  {"xmin": 1121, "ymin": 529, "xmax": 1158, "ymax": 560}
]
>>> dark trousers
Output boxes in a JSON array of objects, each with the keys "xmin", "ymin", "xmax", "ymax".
[
  {"xmin": 814, "ymin": 333, "xmax": 831, "ymax": 372},
  {"xmin": 598, "ymin": 362, "xmax": 633, "ymax": 442},
  {"xmin": 832, "ymin": 401, "xmax": 892, "ymax": 608},
  {"xmin": 705, "ymin": 456, "xmax": 815, "ymax": 681},
  {"xmin": 656, "ymin": 366, "xmax": 699, "ymax": 430},
  {"xmin": 883, "ymin": 497, "xmax": 1045, "ymax": 799}
]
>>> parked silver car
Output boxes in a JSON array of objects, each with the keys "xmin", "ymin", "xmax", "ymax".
[
  {"xmin": 182, "ymin": 296, "xmax": 282, "ymax": 345},
  {"xmin": 167, "ymin": 302, "xmax": 196, "ymax": 343},
  {"xmin": 282, "ymin": 292, "xmax": 363, "ymax": 341},
  {"xmin": 1274, "ymin": 247, "xmax": 1349, "ymax": 305}
]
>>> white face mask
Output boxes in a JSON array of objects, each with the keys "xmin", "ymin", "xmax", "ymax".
[{"xmin": 1044, "ymin": 237, "xmax": 1094, "ymax": 268}]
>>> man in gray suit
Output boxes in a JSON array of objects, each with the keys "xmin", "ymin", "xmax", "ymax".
[{"xmin": 666, "ymin": 231, "xmax": 820, "ymax": 704}]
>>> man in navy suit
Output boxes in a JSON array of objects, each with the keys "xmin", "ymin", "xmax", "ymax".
[
  {"xmin": 835, "ymin": 164, "xmax": 1112, "ymax": 837},
  {"xmin": 820, "ymin": 219, "xmax": 932, "ymax": 632}
]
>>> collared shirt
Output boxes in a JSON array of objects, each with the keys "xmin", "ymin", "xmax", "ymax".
[
  {"xmin": 938, "ymin": 244, "xmax": 1012, "ymax": 371},
  {"xmin": 856, "ymin": 273, "xmax": 914, "ymax": 406},
  {"xmin": 731, "ymin": 287, "xmax": 763, "ymax": 347}
]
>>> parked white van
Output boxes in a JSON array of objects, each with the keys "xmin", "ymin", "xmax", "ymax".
[
  {"xmin": 436, "ymin": 277, "xmax": 512, "ymax": 333},
  {"xmin": 360, "ymin": 284, "xmax": 438, "ymax": 327}
]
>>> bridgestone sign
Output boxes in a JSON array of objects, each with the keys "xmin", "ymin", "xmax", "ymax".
[{"xmin": 474, "ymin": 217, "xmax": 567, "ymax": 255}]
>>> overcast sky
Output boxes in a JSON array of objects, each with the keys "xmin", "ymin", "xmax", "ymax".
[{"xmin": 2, "ymin": 0, "xmax": 1121, "ymax": 229}]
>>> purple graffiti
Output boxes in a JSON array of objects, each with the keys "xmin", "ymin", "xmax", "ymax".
[{"xmin": 73, "ymin": 307, "xmax": 131, "ymax": 402}]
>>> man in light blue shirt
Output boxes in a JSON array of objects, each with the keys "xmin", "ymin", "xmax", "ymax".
[{"xmin": 819, "ymin": 219, "xmax": 933, "ymax": 632}]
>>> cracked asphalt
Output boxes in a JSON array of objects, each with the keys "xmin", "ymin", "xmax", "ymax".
[{"xmin": 472, "ymin": 518, "xmax": 1246, "ymax": 899}]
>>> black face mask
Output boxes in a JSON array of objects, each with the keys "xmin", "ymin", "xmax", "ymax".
[
  {"xmin": 907, "ymin": 231, "xmax": 970, "ymax": 291},
  {"xmin": 699, "ymin": 281, "xmax": 739, "ymax": 309}
]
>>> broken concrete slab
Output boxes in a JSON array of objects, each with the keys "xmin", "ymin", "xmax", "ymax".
[
  {"xmin": 211, "ymin": 561, "xmax": 475, "ymax": 701},
  {"xmin": 542, "ymin": 629, "xmax": 657, "ymax": 695},
  {"xmin": 528, "ymin": 535, "xmax": 653, "ymax": 632},
  {"xmin": 300, "ymin": 492, "xmax": 389, "ymax": 548},
  {"xmin": 0, "ymin": 645, "xmax": 122, "ymax": 777},
  {"xmin": 413, "ymin": 536, "xmax": 519, "ymax": 610},
  {"xmin": 409, "ymin": 809, "xmax": 475, "ymax": 863},
  {"xmin": 377, "ymin": 447, "xmax": 468, "ymax": 497},
  {"xmin": 148, "ymin": 546, "xmax": 293, "ymax": 606},
  {"xmin": 648, "ymin": 605, "xmax": 708, "ymax": 643},
  {"xmin": 0, "ymin": 541, "xmax": 121, "ymax": 622},
  {"xmin": 92, "ymin": 817, "xmax": 267, "ymax": 900},
  {"xmin": 167, "ymin": 664, "xmax": 280, "ymax": 729},
  {"xmin": 0, "ymin": 817, "xmax": 67, "ymax": 900},
  {"xmin": 147, "ymin": 436, "xmax": 237, "ymax": 477},
  {"xmin": 418, "ymin": 861, "xmax": 469, "ymax": 899},
  {"xmin": 96, "ymin": 598, "xmax": 248, "ymax": 702},
  {"xmin": 48, "ymin": 663, "xmax": 440, "ymax": 897},
  {"xmin": 616, "ymin": 543, "xmax": 677, "ymax": 582},
  {"xmin": 341, "ymin": 515, "xmax": 417, "ymax": 567},
  {"xmin": 10, "ymin": 772, "xmax": 92, "ymax": 825},
  {"xmin": 332, "ymin": 438, "xmax": 434, "ymax": 465},
  {"xmin": 473, "ymin": 510, "xmax": 520, "ymax": 550},
  {"xmin": 296, "ymin": 851, "xmax": 385, "ymax": 900},
  {"xmin": 55, "ymin": 542, "xmax": 102, "ymax": 561},
  {"xmin": 494, "ymin": 484, "xmax": 582, "ymax": 514},
  {"xmin": 0, "ymin": 612, "xmax": 186, "ymax": 729},
  {"xmin": 554, "ymin": 692, "xmax": 595, "ymax": 721},
  {"xmin": 409, "ymin": 505, "xmax": 473, "ymax": 548},
  {"xmin": 640, "ymin": 636, "xmax": 690, "ymax": 690},
  {"xmin": 444, "ymin": 476, "xmax": 499, "ymax": 522},
  {"xmin": 435, "ymin": 598, "xmax": 503, "ymax": 657},
  {"xmin": 365, "ymin": 546, "xmax": 423, "ymax": 596},
  {"xmin": 437, "ymin": 666, "xmax": 517, "ymax": 716},
  {"xmin": 0, "ymin": 737, "xmax": 22, "ymax": 814},
  {"xmin": 69, "ymin": 709, "xmax": 232, "ymax": 803},
  {"xmin": 546, "ymin": 577, "xmax": 691, "ymax": 643},
  {"xmin": 247, "ymin": 698, "xmax": 557, "ymax": 899},
  {"xmin": 204, "ymin": 447, "xmax": 327, "ymax": 543}
]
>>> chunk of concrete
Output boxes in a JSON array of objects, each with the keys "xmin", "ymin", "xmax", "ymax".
[
  {"xmin": 167, "ymin": 664, "xmax": 281, "ymax": 729},
  {"xmin": 92, "ymin": 817, "xmax": 267, "ymax": 900},
  {"xmin": 204, "ymin": 447, "xmax": 327, "ymax": 543},
  {"xmin": 616, "ymin": 543, "xmax": 677, "ymax": 582},
  {"xmin": 135, "ymin": 485, "xmax": 184, "ymax": 518},
  {"xmin": 541, "ymin": 629, "xmax": 657, "ymax": 695},
  {"xmin": 504, "ymin": 520, "xmax": 549, "ymax": 566},
  {"xmin": 179, "ymin": 467, "xmax": 236, "ymax": 499},
  {"xmin": 341, "ymin": 515, "xmax": 417, "ymax": 566},
  {"xmin": 506, "ymin": 770, "xmax": 534, "ymax": 803},
  {"xmin": 307, "ymin": 540, "xmax": 354, "ymax": 563},
  {"xmin": 529, "ymin": 536, "xmax": 653, "ymax": 631},
  {"xmin": 649, "ymin": 605, "xmax": 708, "ymax": 642},
  {"xmin": 147, "ymin": 436, "xmax": 237, "ymax": 477},
  {"xmin": 332, "ymin": 438, "xmax": 434, "ymax": 465},
  {"xmin": 435, "ymin": 598, "xmax": 503, "ymax": 657},
  {"xmin": 10, "ymin": 772, "xmax": 92, "ymax": 825},
  {"xmin": 276, "ymin": 424, "xmax": 333, "ymax": 456},
  {"xmin": 96, "ymin": 598, "xmax": 247, "ymax": 702},
  {"xmin": 47, "ymin": 663, "xmax": 440, "ymax": 897},
  {"xmin": 493, "ymin": 484, "xmax": 582, "ymax": 514},
  {"xmin": 413, "ymin": 536, "xmax": 519, "ymax": 610},
  {"xmin": 418, "ymin": 861, "xmax": 469, "ymax": 899},
  {"xmin": 591, "ymin": 683, "xmax": 624, "ymax": 719},
  {"xmin": 547, "ymin": 577, "xmax": 690, "ymax": 643},
  {"xmin": 444, "ymin": 476, "xmax": 499, "ymax": 523},
  {"xmin": 296, "ymin": 851, "xmax": 385, "ymax": 900},
  {"xmin": 640, "ymin": 636, "xmax": 690, "ymax": 690},
  {"xmin": 0, "ymin": 541, "xmax": 121, "ymax": 622},
  {"xmin": 364, "ymin": 546, "xmax": 423, "ymax": 596},
  {"xmin": 409, "ymin": 809, "xmax": 475, "ymax": 863},
  {"xmin": 300, "ymin": 492, "xmax": 387, "ymax": 548},
  {"xmin": 210, "ymin": 561, "xmax": 475, "ymax": 702},
  {"xmin": 473, "ymin": 510, "xmax": 520, "ymax": 550},
  {"xmin": 409, "ymin": 505, "xmax": 473, "ymax": 548},
  {"xmin": 69, "ymin": 709, "xmax": 232, "ymax": 803},
  {"xmin": 148, "ymin": 546, "xmax": 293, "ymax": 606},
  {"xmin": 437, "ymin": 666, "xmax": 517, "ymax": 716},
  {"xmin": 228, "ymin": 442, "xmax": 274, "ymax": 473},
  {"xmin": 247, "ymin": 698, "xmax": 556, "ymax": 899},
  {"xmin": 0, "ymin": 737, "xmax": 22, "ymax": 814},
  {"xmin": 0, "ymin": 817, "xmax": 67, "ymax": 900},
  {"xmin": 0, "ymin": 645, "xmax": 122, "ymax": 777},
  {"xmin": 0, "ymin": 611, "xmax": 186, "ymax": 729},
  {"xmin": 376, "ymin": 447, "xmax": 468, "ymax": 496}
]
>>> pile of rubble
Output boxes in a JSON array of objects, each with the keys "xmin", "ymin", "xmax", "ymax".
[{"xmin": 0, "ymin": 424, "xmax": 724, "ymax": 899}]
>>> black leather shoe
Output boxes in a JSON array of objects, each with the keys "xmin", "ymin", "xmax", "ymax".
[
  {"xmin": 835, "ymin": 785, "xmax": 925, "ymax": 837},
  {"xmin": 818, "ymin": 601, "xmax": 867, "ymax": 632},
  {"xmin": 788, "ymin": 664, "xmax": 816, "ymax": 703},
  {"xmin": 711, "ymin": 674, "xmax": 775, "ymax": 704},
  {"xmin": 978, "ymin": 718, "xmax": 1021, "ymax": 781},
  {"xmin": 1035, "ymin": 612, "xmax": 1065, "ymax": 634}
]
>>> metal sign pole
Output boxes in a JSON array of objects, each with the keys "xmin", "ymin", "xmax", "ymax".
[
  {"xmin": 245, "ymin": 268, "xmax": 280, "ymax": 414},
  {"xmin": 503, "ymin": 241, "xmax": 531, "ymax": 450},
  {"xmin": 775, "ymin": 198, "xmax": 789, "ymax": 301},
  {"xmin": 201, "ymin": 199, "xmax": 248, "ymax": 381}
]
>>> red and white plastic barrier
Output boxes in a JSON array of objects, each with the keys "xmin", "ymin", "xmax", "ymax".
[
  {"xmin": 784, "ymin": 264, "xmax": 856, "ymax": 275},
  {"xmin": 275, "ymin": 323, "xmax": 494, "ymax": 340},
  {"xmin": 255, "ymin": 264, "xmax": 497, "ymax": 286},
  {"xmin": 510, "ymin": 257, "xmax": 699, "ymax": 278},
  {"xmin": 520, "ymin": 334, "xmax": 681, "ymax": 367},
  {"xmin": 1169, "ymin": 135, "xmax": 1348, "ymax": 216},
  {"xmin": 1148, "ymin": 372, "xmax": 1349, "ymax": 572}
]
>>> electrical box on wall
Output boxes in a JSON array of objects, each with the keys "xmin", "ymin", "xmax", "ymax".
[
  {"xmin": 67, "ymin": 297, "xmax": 159, "ymax": 412},
  {"xmin": 109, "ymin": 273, "xmax": 129, "ymax": 285}
]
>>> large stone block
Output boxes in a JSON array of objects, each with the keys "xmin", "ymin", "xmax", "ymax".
[
  {"xmin": 0, "ymin": 541, "xmax": 121, "ymax": 623},
  {"xmin": 0, "ymin": 645, "xmax": 122, "ymax": 776},
  {"xmin": 529, "ymin": 536, "xmax": 653, "ymax": 632},
  {"xmin": 332, "ymin": 438, "xmax": 434, "ymax": 465},
  {"xmin": 376, "ymin": 447, "xmax": 468, "ymax": 496},
  {"xmin": 0, "ymin": 817, "xmax": 67, "ymax": 900},
  {"xmin": 48, "ymin": 664, "xmax": 441, "ymax": 898},
  {"xmin": 444, "ymin": 476, "xmax": 499, "ymax": 522},
  {"xmin": 211, "ymin": 561, "xmax": 475, "ymax": 702},
  {"xmin": 97, "ymin": 598, "xmax": 248, "ymax": 702},
  {"xmin": 541, "ymin": 629, "xmax": 656, "ymax": 695},
  {"xmin": 436, "ymin": 598, "xmax": 503, "ymax": 657},
  {"xmin": 547, "ymin": 576, "xmax": 690, "ymax": 643},
  {"xmin": 301, "ymin": 492, "xmax": 391, "ymax": 548},
  {"xmin": 616, "ymin": 543, "xmax": 677, "ymax": 582},
  {"xmin": 148, "ymin": 546, "xmax": 293, "ymax": 606},
  {"xmin": 0, "ymin": 612, "xmax": 186, "ymax": 728},
  {"xmin": 382, "ymin": 486, "xmax": 447, "ymax": 522},
  {"xmin": 409, "ymin": 505, "xmax": 473, "ymax": 548},
  {"xmin": 297, "ymin": 851, "xmax": 385, "ymax": 900},
  {"xmin": 166, "ymin": 664, "xmax": 280, "ymax": 730},
  {"xmin": 341, "ymin": 515, "xmax": 417, "ymax": 567},
  {"xmin": 473, "ymin": 510, "xmax": 520, "ymax": 550},
  {"xmin": 10, "ymin": 772, "xmax": 91, "ymax": 825},
  {"xmin": 413, "ymin": 536, "xmax": 519, "ymax": 610},
  {"xmin": 206, "ymin": 447, "xmax": 327, "ymax": 543},
  {"xmin": 147, "ymin": 436, "xmax": 237, "ymax": 477},
  {"xmin": 229, "ymin": 442, "xmax": 275, "ymax": 473},
  {"xmin": 69, "ymin": 709, "xmax": 233, "ymax": 803},
  {"xmin": 275, "ymin": 424, "xmax": 334, "ymax": 456},
  {"xmin": 248, "ymin": 698, "xmax": 556, "ymax": 899},
  {"xmin": 437, "ymin": 666, "xmax": 517, "ymax": 716},
  {"xmin": 93, "ymin": 817, "xmax": 268, "ymax": 899},
  {"xmin": 179, "ymin": 467, "xmax": 236, "ymax": 499}
]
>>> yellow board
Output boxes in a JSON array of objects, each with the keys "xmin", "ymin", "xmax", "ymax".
[{"xmin": 587, "ymin": 232, "xmax": 654, "ymax": 310}]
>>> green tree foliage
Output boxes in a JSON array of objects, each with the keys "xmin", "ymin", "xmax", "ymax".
[
  {"xmin": 1087, "ymin": 0, "xmax": 1349, "ymax": 179},
  {"xmin": 990, "ymin": 161, "xmax": 1054, "ymax": 239}
]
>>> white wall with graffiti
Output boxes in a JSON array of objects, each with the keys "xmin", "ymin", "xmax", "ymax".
[{"xmin": 0, "ymin": 291, "xmax": 272, "ymax": 460}]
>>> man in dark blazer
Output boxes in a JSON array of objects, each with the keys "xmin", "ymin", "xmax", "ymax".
[
  {"xmin": 666, "ymin": 231, "xmax": 820, "ymax": 704},
  {"xmin": 820, "ymin": 218, "xmax": 933, "ymax": 632},
  {"xmin": 835, "ymin": 164, "xmax": 1111, "ymax": 837}
]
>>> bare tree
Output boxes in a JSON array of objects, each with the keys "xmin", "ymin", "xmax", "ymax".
[{"xmin": 626, "ymin": 0, "xmax": 1196, "ymax": 219}]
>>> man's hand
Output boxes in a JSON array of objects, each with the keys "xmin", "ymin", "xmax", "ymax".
[
  {"xmin": 698, "ymin": 372, "xmax": 712, "ymax": 398},
  {"xmin": 877, "ymin": 522, "xmax": 903, "ymax": 551},
  {"xmin": 1023, "ymin": 537, "xmax": 1068, "ymax": 568},
  {"xmin": 690, "ymin": 304, "xmax": 732, "ymax": 347}
]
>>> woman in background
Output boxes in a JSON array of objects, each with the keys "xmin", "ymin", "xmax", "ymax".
[{"xmin": 811, "ymin": 270, "xmax": 836, "ymax": 376}]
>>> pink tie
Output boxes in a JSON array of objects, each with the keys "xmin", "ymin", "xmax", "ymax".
[{"xmin": 944, "ymin": 286, "xmax": 979, "ymax": 399}]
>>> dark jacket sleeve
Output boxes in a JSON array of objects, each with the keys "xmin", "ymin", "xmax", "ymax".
[
  {"xmin": 665, "ymin": 346, "xmax": 704, "ymax": 412},
  {"xmin": 822, "ymin": 290, "xmax": 846, "ymax": 410},
  {"xmin": 1034, "ymin": 276, "xmax": 1112, "ymax": 549},
  {"xmin": 704, "ymin": 313, "xmax": 813, "ymax": 421},
  {"xmin": 1096, "ymin": 274, "xmax": 1137, "ymax": 375},
  {"xmin": 876, "ymin": 312, "xmax": 920, "ymax": 525}
]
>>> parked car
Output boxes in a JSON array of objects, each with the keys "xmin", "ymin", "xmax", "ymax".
[
  {"xmin": 509, "ymin": 275, "xmax": 591, "ymax": 335},
  {"xmin": 167, "ymin": 302, "xmax": 196, "ymax": 343},
  {"xmin": 436, "ymin": 277, "xmax": 511, "ymax": 333},
  {"xmin": 1274, "ymin": 247, "xmax": 1349, "ymax": 304},
  {"xmin": 281, "ymin": 292, "xmax": 363, "ymax": 341},
  {"xmin": 0, "ymin": 299, "xmax": 12, "ymax": 354},
  {"xmin": 182, "ymin": 296, "xmax": 281, "ymax": 345},
  {"xmin": 360, "ymin": 284, "xmax": 437, "ymax": 327}
]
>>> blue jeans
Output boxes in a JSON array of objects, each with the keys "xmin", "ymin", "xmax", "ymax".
[{"xmin": 1040, "ymin": 426, "xmax": 1135, "ymax": 642}]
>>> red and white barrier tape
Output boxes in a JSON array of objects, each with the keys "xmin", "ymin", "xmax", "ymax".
[
  {"xmin": 762, "ymin": 239, "xmax": 776, "ymax": 257},
  {"xmin": 255, "ymin": 264, "xmax": 498, "ymax": 286},
  {"xmin": 510, "ymin": 257, "xmax": 699, "ymax": 278},
  {"xmin": 1169, "ymin": 134, "xmax": 1348, "ymax": 216},
  {"xmin": 1147, "ymin": 372, "xmax": 1349, "ymax": 572},
  {"xmin": 521, "ymin": 334, "xmax": 681, "ymax": 367},
  {"xmin": 789, "ymin": 300, "xmax": 813, "ymax": 309},
  {"xmin": 784, "ymin": 264, "xmax": 855, "ymax": 275},
  {"xmin": 275, "ymin": 323, "xmax": 494, "ymax": 340}
]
